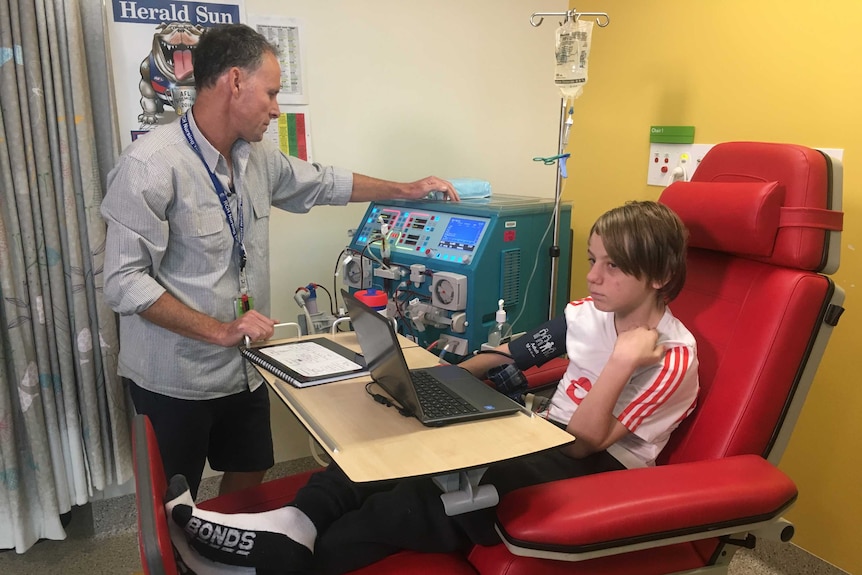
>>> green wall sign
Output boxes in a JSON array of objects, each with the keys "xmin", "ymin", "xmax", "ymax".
[{"xmin": 650, "ymin": 126, "xmax": 695, "ymax": 144}]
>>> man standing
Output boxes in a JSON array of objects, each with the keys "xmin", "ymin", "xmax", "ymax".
[{"xmin": 102, "ymin": 23, "xmax": 458, "ymax": 499}]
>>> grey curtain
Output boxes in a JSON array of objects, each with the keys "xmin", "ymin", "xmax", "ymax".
[{"xmin": 0, "ymin": 0, "xmax": 131, "ymax": 553}]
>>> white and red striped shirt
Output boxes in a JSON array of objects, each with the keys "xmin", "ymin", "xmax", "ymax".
[{"xmin": 545, "ymin": 298, "xmax": 699, "ymax": 468}]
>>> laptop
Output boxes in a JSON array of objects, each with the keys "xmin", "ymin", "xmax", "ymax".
[{"xmin": 342, "ymin": 289, "xmax": 522, "ymax": 426}]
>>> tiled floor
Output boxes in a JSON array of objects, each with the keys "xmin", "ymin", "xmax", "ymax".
[{"xmin": 0, "ymin": 457, "xmax": 850, "ymax": 575}]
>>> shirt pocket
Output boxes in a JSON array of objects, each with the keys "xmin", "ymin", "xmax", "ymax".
[
  {"xmin": 173, "ymin": 208, "xmax": 226, "ymax": 236},
  {"xmin": 168, "ymin": 207, "xmax": 230, "ymax": 273},
  {"xmin": 247, "ymin": 191, "xmax": 271, "ymax": 260},
  {"xmin": 249, "ymin": 192, "xmax": 271, "ymax": 220}
]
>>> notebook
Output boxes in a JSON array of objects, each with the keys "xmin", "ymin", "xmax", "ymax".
[
  {"xmin": 241, "ymin": 337, "xmax": 369, "ymax": 388},
  {"xmin": 342, "ymin": 289, "xmax": 522, "ymax": 426}
]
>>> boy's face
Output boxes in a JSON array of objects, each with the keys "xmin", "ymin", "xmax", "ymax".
[{"xmin": 586, "ymin": 233, "xmax": 662, "ymax": 318}]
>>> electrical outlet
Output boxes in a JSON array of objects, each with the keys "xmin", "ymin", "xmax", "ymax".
[{"xmin": 647, "ymin": 143, "xmax": 714, "ymax": 187}]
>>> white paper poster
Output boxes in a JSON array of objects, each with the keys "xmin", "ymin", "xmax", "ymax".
[
  {"xmin": 105, "ymin": 0, "xmax": 245, "ymax": 147},
  {"xmin": 248, "ymin": 14, "xmax": 308, "ymax": 105}
]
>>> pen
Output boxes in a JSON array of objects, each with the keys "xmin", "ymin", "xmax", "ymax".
[
  {"xmin": 243, "ymin": 321, "xmax": 302, "ymax": 347},
  {"xmin": 243, "ymin": 323, "xmax": 300, "ymax": 347}
]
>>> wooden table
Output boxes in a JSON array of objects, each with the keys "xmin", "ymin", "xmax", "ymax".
[{"xmin": 255, "ymin": 332, "xmax": 574, "ymax": 514}]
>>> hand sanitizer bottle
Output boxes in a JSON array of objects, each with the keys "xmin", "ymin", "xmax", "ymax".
[{"xmin": 487, "ymin": 299, "xmax": 512, "ymax": 347}]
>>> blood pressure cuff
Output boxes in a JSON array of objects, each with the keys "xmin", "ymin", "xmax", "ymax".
[{"xmin": 509, "ymin": 316, "xmax": 568, "ymax": 370}]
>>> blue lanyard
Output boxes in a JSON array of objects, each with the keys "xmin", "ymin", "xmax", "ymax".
[{"xmin": 180, "ymin": 114, "xmax": 247, "ymax": 272}]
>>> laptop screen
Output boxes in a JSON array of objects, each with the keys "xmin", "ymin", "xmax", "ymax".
[{"xmin": 342, "ymin": 290, "xmax": 421, "ymax": 415}]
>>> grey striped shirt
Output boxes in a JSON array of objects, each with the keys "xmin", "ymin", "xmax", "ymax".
[{"xmin": 101, "ymin": 111, "xmax": 352, "ymax": 399}]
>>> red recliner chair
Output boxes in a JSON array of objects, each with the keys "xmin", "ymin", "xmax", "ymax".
[
  {"xmin": 133, "ymin": 141, "xmax": 844, "ymax": 575},
  {"xmin": 465, "ymin": 141, "xmax": 845, "ymax": 574}
]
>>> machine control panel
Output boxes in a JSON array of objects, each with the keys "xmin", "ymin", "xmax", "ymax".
[
  {"xmin": 345, "ymin": 195, "xmax": 573, "ymax": 359},
  {"xmin": 354, "ymin": 206, "xmax": 490, "ymax": 265}
]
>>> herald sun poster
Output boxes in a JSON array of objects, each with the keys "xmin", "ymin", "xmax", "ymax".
[{"xmin": 106, "ymin": 0, "xmax": 245, "ymax": 147}]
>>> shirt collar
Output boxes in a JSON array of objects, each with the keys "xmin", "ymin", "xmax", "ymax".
[
  {"xmin": 185, "ymin": 108, "xmax": 220, "ymax": 173},
  {"xmin": 186, "ymin": 109, "xmax": 251, "ymax": 178}
]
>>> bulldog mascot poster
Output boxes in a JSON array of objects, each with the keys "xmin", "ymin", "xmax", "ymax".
[{"xmin": 107, "ymin": 0, "xmax": 244, "ymax": 145}]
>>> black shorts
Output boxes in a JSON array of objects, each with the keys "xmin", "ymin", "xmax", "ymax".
[{"xmin": 128, "ymin": 379, "xmax": 274, "ymax": 495}]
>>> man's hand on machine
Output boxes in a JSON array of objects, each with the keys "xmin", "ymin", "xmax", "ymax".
[
  {"xmin": 404, "ymin": 176, "xmax": 460, "ymax": 202},
  {"xmin": 219, "ymin": 310, "xmax": 278, "ymax": 347}
]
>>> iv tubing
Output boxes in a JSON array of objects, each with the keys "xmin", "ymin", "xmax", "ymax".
[{"xmin": 548, "ymin": 97, "xmax": 567, "ymax": 320}]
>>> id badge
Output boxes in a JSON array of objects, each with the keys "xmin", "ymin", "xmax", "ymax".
[{"xmin": 234, "ymin": 293, "xmax": 254, "ymax": 317}]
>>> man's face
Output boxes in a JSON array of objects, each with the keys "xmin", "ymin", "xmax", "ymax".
[{"xmin": 233, "ymin": 51, "xmax": 281, "ymax": 142}]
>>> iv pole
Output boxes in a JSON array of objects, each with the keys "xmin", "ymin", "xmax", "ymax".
[{"xmin": 531, "ymin": 9, "xmax": 610, "ymax": 320}]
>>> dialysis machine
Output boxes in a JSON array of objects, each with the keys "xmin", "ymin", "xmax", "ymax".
[{"xmin": 342, "ymin": 195, "xmax": 572, "ymax": 361}]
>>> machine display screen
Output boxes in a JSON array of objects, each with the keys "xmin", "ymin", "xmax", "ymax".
[{"xmin": 438, "ymin": 217, "xmax": 487, "ymax": 252}]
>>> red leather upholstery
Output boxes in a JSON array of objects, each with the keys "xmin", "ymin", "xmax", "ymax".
[
  {"xmin": 523, "ymin": 356, "xmax": 569, "ymax": 390},
  {"xmin": 659, "ymin": 252, "xmax": 832, "ymax": 464},
  {"xmin": 196, "ymin": 469, "xmax": 319, "ymax": 514},
  {"xmin": 133, "ymin": 415, "xmax": 180, "ymax": 575},
  {"xmin": 467, "ymin": 540, "xmax": 712, "ymax": 575},
  {"xmin": 661, "ymin": 180, "xmax": 786, "ymax": 257},
  {"xmin": 494, "ymin": 455, "xmax": 796, "ymax": 548},
  {"xmin": 685, "ymin": 141, "xmax": 838, "ymax": 271}
]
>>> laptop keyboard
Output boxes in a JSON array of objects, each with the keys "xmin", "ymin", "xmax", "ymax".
[{"xmin": 411, "ymin": 371, "xmax": 480, "ymax": 419}]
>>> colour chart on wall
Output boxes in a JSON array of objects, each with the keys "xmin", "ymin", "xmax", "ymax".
[{"xmin": 264, "ymin": 108, "xmax": 312, "ymax": 162}]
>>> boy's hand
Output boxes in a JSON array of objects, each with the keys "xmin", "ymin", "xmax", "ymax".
[{"xmin": 612, "ymin": 326, "xmax": 667, "ymax": 369}]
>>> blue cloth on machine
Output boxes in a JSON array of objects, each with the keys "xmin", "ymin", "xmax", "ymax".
[{"xmin": 427, "ymin": 178, "xmax": 492, "ymax": 200}]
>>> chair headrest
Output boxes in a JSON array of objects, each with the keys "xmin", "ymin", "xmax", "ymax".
[{"xmin": 659, "ymin": 142, "xmax": 843, "ymax": 272}]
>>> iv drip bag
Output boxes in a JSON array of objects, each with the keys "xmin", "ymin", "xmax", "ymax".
[{"xmin": 555, "ymin": 18, "xmax": 594, "ymax": 104}]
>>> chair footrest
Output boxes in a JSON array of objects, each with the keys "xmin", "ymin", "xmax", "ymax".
[
  {"xmin": 197, "ymin": 468, "xmax": 324, "ymax": 514},
  {"xmin": 496, "ymin": 455, "xmax": 797, "ymax": 555}
]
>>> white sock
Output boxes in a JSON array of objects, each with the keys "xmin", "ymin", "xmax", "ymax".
[
  {"xmin": 169, "ymin": 519, "xmax": 257, "ymax": 574},
  {"xmin": 163, "ymin": 477, "xmax": 254, "ymax": 574},
  {"xmin": 165, "ymin": 475, "xmax": 316, "ymax": 571}
]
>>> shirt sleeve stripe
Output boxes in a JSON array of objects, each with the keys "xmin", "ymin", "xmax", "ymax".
[
  {"xmin": 618, "ymin": 347, "xmax": 677, "ymax": 423},
  {"xmin": 619, "ymin": 346, "xmax": 690, "ymax": 430},
  {"xmin": 633, "ymin": 346, "xmax": 691, "ymax": 428},
  {"xmin": 635, "ymin": 347, "xmax": 690, "ymax": 425}
]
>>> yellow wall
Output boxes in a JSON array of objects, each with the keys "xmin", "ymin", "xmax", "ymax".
[{"xmin": 562, "ymin": 1, "xmax": 860, "ymax": 572}]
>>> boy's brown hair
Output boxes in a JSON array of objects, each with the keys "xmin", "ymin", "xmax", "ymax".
[{"xmin": 590, "ymin": 201, "xmax": 688, "ymax": 302}]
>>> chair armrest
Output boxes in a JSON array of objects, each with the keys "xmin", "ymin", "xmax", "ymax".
[
  {"xmin": 495, "ymin": 454, "xmax": 797, "ymax": 555},
  {"xmin": 522, "ymin": 357, "xmax": 568, "ymax": 391},
  {"xmin": 481, "ymin": 357, "xmax": 567, "ymax": 392}
]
